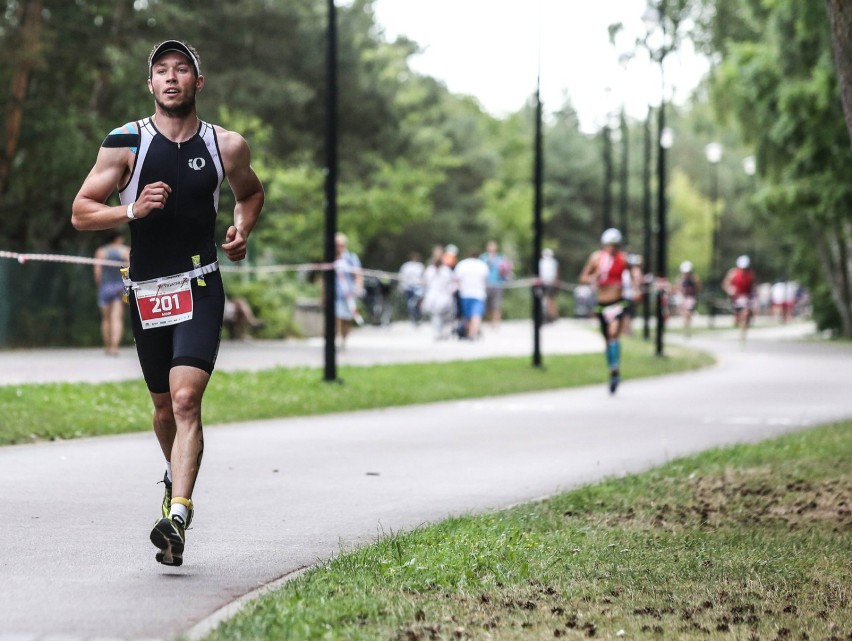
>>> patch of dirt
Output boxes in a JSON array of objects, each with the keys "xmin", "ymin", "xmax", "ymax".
[
  {"xmin": 393, "ymin": 580, "xmax": 601, "ymax": 641},
  {"xmin": 609, "ymin": 471, "xmax": 852, "ymax": 531},
  {"xmin": 392, "ymin": 469, "xmax": 851, "ymax": 641}
]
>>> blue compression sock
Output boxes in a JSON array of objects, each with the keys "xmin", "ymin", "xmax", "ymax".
[{"xmin": 606, "ymin": 340, "xmax": 620, "ymax": 370}]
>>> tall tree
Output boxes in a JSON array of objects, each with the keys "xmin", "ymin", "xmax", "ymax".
[
  {"xmin": 707, "ymin": 0, "xmax": 852, "ymax": 335},
  {"xmin": 826, "ymin": 0, "xmax": 852, "ymax": 145},
  {"xmin": 0, "ymin": 0, "xmax": 42, "ymax": 199}
]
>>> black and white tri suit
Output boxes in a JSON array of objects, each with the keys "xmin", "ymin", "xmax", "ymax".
[{"xmin": 104, "ymin": 117, "xmax": 226, "ymax": 393}]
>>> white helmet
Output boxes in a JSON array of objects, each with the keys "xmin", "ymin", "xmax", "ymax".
[
  {"xmin": 600, "ymin": 228, "xmax": 622, "ymax": 246},
  {"xmin": 680, "ymin": 260, "xmax": 693, "ymax": 273},
  {"xmin": 736, "ymin": 255, "xmax": 750, "ymax": 269}
]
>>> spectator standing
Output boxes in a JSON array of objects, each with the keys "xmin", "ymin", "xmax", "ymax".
[
  {"xmin": 398, "ymin": 251, "xmax": 425, "ymax": 326},
  {"xmin": 333, "ymin": 232, "xmax": 363, "ymax": 349},
  {"xmin": 422, "ymin": 244, "xmax": 457, "ymax": 340},
  {"xmin": 93, "ymin": 231, "xmax": 130, "ymax": 355},
  {"xmin": 676, "ymin": 260, "xmax": 702, "ymax": 337},
  {"xmin": 771, "ymin": 280, "xmax": 798, "ymax": 323},
  {"xmin": 455, "ymin": 249, "xmax": 489, "ymax": 340},
  {"xmin": 538, "ymin": 248, "xmax": 560, "ymax": 323},
  {"xmin": 722, "ymin": 255, "xmax": 756, "ymax": 343},
  {"xmin": 479, "ymin": 240, "xmax": 511, "ymax": 329}
]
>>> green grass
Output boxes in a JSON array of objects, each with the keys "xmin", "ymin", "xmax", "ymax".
[
  {"xmin": 0, "ymin": 338, "xmax": 712, "ymax": 446},
  {"xmin": 201, "ymin": 422, "xmax": 852, "ymax": 641}
]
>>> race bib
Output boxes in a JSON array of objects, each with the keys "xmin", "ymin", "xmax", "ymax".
[{"xmin": 135, "ymin": 276, "xmax": 194, "ymax": 329}]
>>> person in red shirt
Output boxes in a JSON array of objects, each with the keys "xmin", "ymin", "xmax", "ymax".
[
  {"xmin": 722, "ymin": 255, "xmax": 756, "ymax": 343},
  {"xmin": 579, "ymin": 228, "xmax": 634, "ymax": 394}
]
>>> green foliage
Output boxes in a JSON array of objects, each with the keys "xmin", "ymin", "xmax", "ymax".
[
  {"xmin": 1, "ymin": 0, "xmax": 646, "ymax": 347},
  {"xmin": 705, "ymin": 0, "xmax": 852, "ymax": 334},
  {"xmin": 539, "ymin": 104, "xmax": 606, "ymax": 276},
  {"xmin": 667, "ymin": 168, "xmax": 714, "ymax": 279},
  {"xmin": 7, "ymin": 0, "xmax": 850, "ymax": 345}
]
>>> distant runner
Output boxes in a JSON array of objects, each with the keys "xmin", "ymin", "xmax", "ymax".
[
  {"xmin": 722, "ymin": 255, "xmax": 756, "ymax": 344},
  {"xmin": 579, "ymin": 228, "xmax": 634, "ymax": 394}
]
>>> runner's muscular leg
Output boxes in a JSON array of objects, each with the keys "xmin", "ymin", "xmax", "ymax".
[
  {"xmin": 150, "ymin": 365, "xmax": 210, "ymax": 500},
  {"xmin": 168, "ymin": 365, "xmax": 210, "ymax": 499},
  {"xmin": 608, "ymin": 316, "xmax": 623, "ymax": 341},
  {"xmin": 151, "ymin": 390, "xmax": 176, "ymax": 463}
]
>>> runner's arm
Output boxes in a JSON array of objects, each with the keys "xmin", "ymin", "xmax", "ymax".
[
  {"xmin": 218, "ymin": 129, "xmax": 264, "ymax": 262},
  {"xmin": 579, "ymin": 252, "xmax": 598, "ymax": 285},
  {"xmin": 72, "ymin": 146, "xmax": 169, "ymax": 230},
  {"xmin": 721, "ymin": 269, "xmax": 734, "ymax": 296}
]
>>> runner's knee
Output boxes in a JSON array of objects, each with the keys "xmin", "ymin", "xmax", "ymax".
[{"xmin": 170, "ymin": 386, "xmax": 202, "ymax": 421}]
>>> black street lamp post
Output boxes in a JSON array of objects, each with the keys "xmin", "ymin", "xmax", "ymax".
[
  {"xmin": 642, "ymin": 1, "xmax": 674, "ymax": 357},
  {"xmin": 532, "ymin": 71, "xmax": 544, "ymax": 368},
  {"xmin": 602, "ymin": 121, "xmax": 614, "ymax": 231},
  {"xmin": 655, "ymin": 120, "xmax": 673, "ymax": 357},
  {"xmin": 642, "ymin": 107, "xmax": 653, "ymax": 341},
  {"xmin": 619, "ymin": 108, "xmax": 629, "ymax": 242},
  {"xmin": 742, "ymin": 155, "xmax": 757, "ymax": 264},
  {"xmin": 705, "ymin": 142, "xmax": 723, "ymax": 327},
  {"xmin": 323, "ymin": 0, "xmax": 338, "ymax": 382}
]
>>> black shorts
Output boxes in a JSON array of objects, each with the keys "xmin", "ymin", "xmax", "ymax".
[
  {"xmin": 595, "ymin": 299, "xmax": 628, "ymax": 339},
  {"xmin": 130, "ymin": 270, "xmax": 225, "ymax": 393}
]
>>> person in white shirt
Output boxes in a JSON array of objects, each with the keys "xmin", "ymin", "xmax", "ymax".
[
  {"xmin": 454, "ymin": 249, "xmax": 489, "ymax": 340},
  {"xmin": 422, "ymin": 245, "xmax": 457, "ymax": 340},
  {"xmin": 398, "ymin": 251, "xmax": 426, "ymax": 325},
  {"xmin": 538, "ymin": 248, "xmax": 559, "ymax": 323}
]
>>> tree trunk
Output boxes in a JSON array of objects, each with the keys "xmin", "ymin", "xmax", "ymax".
[
  {"xmin": 814, "ymin": 227, "xmax": 852, "ymax": 337},
  {"xmin": 0, "ymin": 0, "xmax": 43, "ymax": 198},
  {"xmin": 826, "ymin": 0, "xmax": 852, "ymax": 146}
]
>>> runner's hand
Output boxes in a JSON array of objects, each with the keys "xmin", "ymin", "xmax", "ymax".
[
  {"xmin": 222, "ymin": 225, "xmax": 247, "ymax": 262},
  {"xmin": 133, "ymin": 181, "xmax": 172, "ymax": 218}
]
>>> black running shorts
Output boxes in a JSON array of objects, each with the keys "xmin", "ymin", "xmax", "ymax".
[
  {"xmin": 130, "ymin": 270, "xmax": 225, "ymax": 394},
  {"xmin": 595, "ymin": 299, "xmax": 628, "ymax": 340}
]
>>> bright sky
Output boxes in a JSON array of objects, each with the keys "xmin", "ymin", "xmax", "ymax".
[{"xmin": 372, "ymin": 0, "xmax": 710, "ymax": 133}]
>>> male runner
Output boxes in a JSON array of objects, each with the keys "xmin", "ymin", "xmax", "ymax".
[
  {"xmin": 579, "ymin": 228, "xmax": 633, "ymax": 394},
  {"xmin": 72, "ymin": 40, "xmax": 264, "ymax": 566}
]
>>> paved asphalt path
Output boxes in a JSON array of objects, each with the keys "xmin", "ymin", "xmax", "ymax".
[{"xmin": 0, "ymin": 319, "xmax": 849, "ymax": 641}]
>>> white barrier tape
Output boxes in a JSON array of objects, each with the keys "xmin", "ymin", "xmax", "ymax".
[
  {"xmin": 220, "ymin": 261, "xmax": 335, "ymax": 274},
  {"xmin": 0, "ymin": 250, "xmax": 125, "ymax": 268},
  {"xmin": 0, "ymin": 249, "xmax": 581, "ymax": 292}
]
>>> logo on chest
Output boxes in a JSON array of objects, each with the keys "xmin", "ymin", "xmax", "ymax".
[{"xmin": 188, "ymin": 157, "xmax": 206, "ymax": 171}]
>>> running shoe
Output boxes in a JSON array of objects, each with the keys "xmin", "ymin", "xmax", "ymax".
[
  {"xmin": 159, "ymin": 473, "xmax": 193, "ymax": 528},
  {"xmin": 150, "ymin": 516, "xmax": 186, "ymax": 567},
  {"xmin": 159, "ymin": 471, "xmax": 171, "ymax": 520},
  {"xmin": 609, "ymin": 369, "xmax": 620, "ymax": 395}
]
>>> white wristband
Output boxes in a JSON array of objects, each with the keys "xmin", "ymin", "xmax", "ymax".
[{"xmin": 126, "ymin": 202, "xmax": 136, "ymax": 220}]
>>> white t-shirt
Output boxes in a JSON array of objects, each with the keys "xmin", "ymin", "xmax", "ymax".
[
  {"xmin": 454, "ymin": 257, "xmax": 489, "ymax": 300},
  {"xmin": 422, "ymin": 264, "xmax": 456, "ymax": 314},
  {"xmin": 539, "ymin": 256, "xmax": 558, "ymax": 285},
  {"xmin": 398, "ymin": 260, "xmax": 425, "ymax": 289}
]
